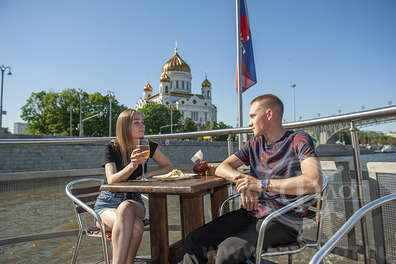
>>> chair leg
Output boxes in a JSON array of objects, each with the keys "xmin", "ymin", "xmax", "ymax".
[
  {"xmin": 100, "ymin": 232, "xmax": 110, "ymax": 264},
  {"xmin": 71, "ymin": 230, "xmax": 83, "ymax": 264},
  {"xmin": 288, "ymin": 254, "xmax": 292, "ymax": 264}
]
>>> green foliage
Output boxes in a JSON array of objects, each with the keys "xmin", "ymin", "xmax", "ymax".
[
  {"xmin": 332, "ymin": 130, "xmax": 396, "ymax": 145},
  {"xmin": 358, "ymin": 131, "xmax": 396, "ymax": 145},
  {"xmin": 333, "ymin": 131, "xmax": 352, "ymax": 145},
  {"xmin": 138, "ymin": 103, "xmax": 182, "ymax": 134},
  {"xmin": 201, "ymin": 120, "xmax": 233, "ymax": 141},
  {"xmin": 181, "ymin": 117, "xmax": 198, "ymax": 132},
  {"xmin": 21, "ymin": 89, "xmax": 127, "ymax": 136}
]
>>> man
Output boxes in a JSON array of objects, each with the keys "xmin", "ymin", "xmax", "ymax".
[{"xmin": 183, "ymin": 94, "xmax": 322, "ymax": 263}]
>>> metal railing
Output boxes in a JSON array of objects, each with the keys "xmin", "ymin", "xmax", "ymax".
[
  {"xmin": 309, "ymin": 192, "xmax": 396, "ymax": 264},
  {"xmin": 1, "ymin": 105, "xmax": 395, "ymax": 145}
]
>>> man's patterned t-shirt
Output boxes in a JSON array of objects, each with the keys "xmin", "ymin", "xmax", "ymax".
[{"xmin": 234, "ymin": 130, "xmax": 317, "ymax": 228}]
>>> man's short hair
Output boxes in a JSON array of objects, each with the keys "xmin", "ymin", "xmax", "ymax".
[{"xmin": 251, "ymin": 94, "xmax": 284, "ymax": 118}]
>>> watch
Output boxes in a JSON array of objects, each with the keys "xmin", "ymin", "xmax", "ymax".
[{"xmin": 261, "ymin": 179, "xmax": 269, "ymax": 191}]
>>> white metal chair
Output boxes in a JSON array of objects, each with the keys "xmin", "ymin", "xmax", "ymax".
[
  {"xmin": 219, "ymin": 174, "xmax": 328, "ymax": 264},
  {"xmin": 309, "ymin": 192, "xmax": 396, "ymax": 264},
  {"xmin": 65, "ymin": 178, "xmax": 150, "ymax": 264}
]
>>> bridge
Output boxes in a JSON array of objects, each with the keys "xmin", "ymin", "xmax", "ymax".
[{"xmin": 289, "ymin": 106, "xmax": 396, "ymax": 144}]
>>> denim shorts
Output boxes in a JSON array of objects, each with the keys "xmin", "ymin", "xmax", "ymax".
[{"xmin": 94, "ymin": 190, "xmax": 146, "ymax": 219}]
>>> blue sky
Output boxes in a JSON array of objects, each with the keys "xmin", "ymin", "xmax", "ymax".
[{"xmin": 1, "ymin": 0, "xmax": 395, "ymax": 133}]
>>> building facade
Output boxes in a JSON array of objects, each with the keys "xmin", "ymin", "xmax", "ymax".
[
  {"xmin": 13, "ymin": 122, "xmax": 27, "ymax": 134},
  {"xmin": 136, "ymin": 48, "xmax": 217, "ymax": 126}
]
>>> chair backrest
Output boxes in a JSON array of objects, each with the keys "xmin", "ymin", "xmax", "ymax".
[
  {"xmin": 66, "ymin": 178, "xmax": 104, "ymax": 215},
  {"xmin": 319, "ymin": 161, "xmax": 362, "ymax": 261},
  {"xmin": 309, "ymin": 192, "xmax": 396, "ymax": 264},
  {"xmin": 294, "ymin": 170, "xmax": 328, "ymax": 248},
  {"xmin": 304, "ymin": 161, "xmax": 329, "ymax": 244},
  {"xmin": 367, "ymin": 162, "xmax": 396, "ymax": 263}
]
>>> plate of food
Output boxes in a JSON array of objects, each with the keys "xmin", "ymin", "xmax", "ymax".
[{"xmin": 152, "ymin": 169, "xmax": 197, "ymax": 181}]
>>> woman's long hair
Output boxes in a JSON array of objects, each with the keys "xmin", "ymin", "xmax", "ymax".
[{"xmin": 114, "ymin": 109, "xmax": 138, "ymax": 166}]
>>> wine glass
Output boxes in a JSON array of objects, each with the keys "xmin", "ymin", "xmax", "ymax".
[{"xmin": 136, "ymin": 138, "xmax": 150, "ymax": 181}]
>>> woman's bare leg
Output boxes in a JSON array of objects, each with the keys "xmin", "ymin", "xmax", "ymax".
[
  {"xmin": 99, "ymin": 201, "xmax": 145, "ymax": 264},
  {"xmin": 98, "ymin": 209, "xmax": 117, "ymax": 259},
  {"xmin": 126, "ymin": 217, "xmax": 145, "ymax": 262},
  {"xmin": 124, "ymin": 201, "xmax": 145, "ymax": 262},
  {"xmin": 100, "ymin": 201, "xmax": 138, "ymax": 264},
  {"xmin": 113, "ymin": 201, "xmax": 141, "ymax": 263}
]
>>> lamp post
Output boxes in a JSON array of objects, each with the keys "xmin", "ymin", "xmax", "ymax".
[
  {"xmin": 79, "ymin": 91, "xmax": 83, "ymax": 136},
  {"xmin": 0, "ymin": 65, "xmax": 12, "ymax": 129},
  {"xmin": 170, "ymin": 105, "xmax": 173, "ymax": 133},
  {"xmin": 68, "ymin": 106, "xmax": 73, "ymax": 136},
  {"xmin": 107, "ymin": 90, "xmax": 114, "ymax": 137},
  {"xmin": 291, "ymin": 84, "xmax": 296, "ymax": 121},
  {"xmin": 160, "ymin": 124, "xmax": 178, "ymax": 134}
]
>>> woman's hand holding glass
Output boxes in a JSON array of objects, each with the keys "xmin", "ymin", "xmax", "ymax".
[
  {"xmin": 135, "ymin": 138, "xmax": 150, "ymax": 180},
  {"xmin": 130, "ymin": 148, "xmax": 149, "ymax": 180}
]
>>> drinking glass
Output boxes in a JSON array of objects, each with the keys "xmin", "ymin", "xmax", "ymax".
[{"xmin": 136, "ymin": 138, "xmax": 150, "ymax": 181}]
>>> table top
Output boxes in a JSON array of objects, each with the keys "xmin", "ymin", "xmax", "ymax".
[{"xmin": 100, "ymin": 175, "xmax": 229, "ymax": 195}]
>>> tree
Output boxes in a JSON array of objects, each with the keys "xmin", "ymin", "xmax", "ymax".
[
  {"xmin": 202, "ymin": 120, "xmax": 233, "ymax": 141},
  {"xmin": 138, "ymin": 103, "xmax": 182, "ymax": 135},
  {"xmin": 182, "ymin": 118, "xmax": 198, "ymax": 132},
  {"xmin": 21, "ymin": 89, "xmax": 127, "ymax": 136}
]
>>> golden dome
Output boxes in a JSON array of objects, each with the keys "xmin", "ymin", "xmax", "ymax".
[
  {"xmin": 202, "ymin": 78, "xmax": 211, "ymax": 88},
  {"xmin": 162, "ymin": 49, "xmax": 191, "ymax": 73},
  {"xmin": 160, "ymin": 72, "xmax": 171, "ymax": 82},
  {"xmin": 144, "ymin": 82, "xmax": 153, "ymax": 92}
]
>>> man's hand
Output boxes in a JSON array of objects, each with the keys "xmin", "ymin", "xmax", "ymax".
[
  {"xmin": 235, "ymin": 174, "xmax": 262, "ymax": 193},
  {"xmin": 240, "ymin": 190, "xmax": 259, "ymax": 211}
]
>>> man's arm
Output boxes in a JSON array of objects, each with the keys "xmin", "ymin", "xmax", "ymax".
[
  {"xmin": 216, "ymin": 154, "xmax": 259, "ymax": 210},
  {"xmin": 268, "ymin": 157, "xmax": 322, "ymax": 194},
  {"xmin": 215, "ymin": 154, "xmax": 249, "ymax": 182},
  {"xmin": 236, "ymin": 157, "xmax": 323, "ymax": 195}
]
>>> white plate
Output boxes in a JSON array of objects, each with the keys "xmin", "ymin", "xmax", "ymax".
[{"xmin": 152, "ymin": 173, "xmax": 197, "ymax": 181}]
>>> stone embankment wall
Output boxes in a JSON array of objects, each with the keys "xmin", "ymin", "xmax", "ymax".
[
  {"xmin": 0, "ymin": 140, "xmax": 238, "ymax": 180},
  {"xmin": 0, "ymin": 136, "xmax": 374, "ymax": 181}
]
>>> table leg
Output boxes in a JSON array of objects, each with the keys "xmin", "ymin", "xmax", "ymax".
[
  {"xmin": 210, "ymin": 185, "xmax": 229, "ymax": 219},
  {"xmin": 180, "ymin": 193, "xmax": 205, "ymax": 240},
  {"xmin": 149, "ymin": 193, "xmax": 169, "ymax": 264}
]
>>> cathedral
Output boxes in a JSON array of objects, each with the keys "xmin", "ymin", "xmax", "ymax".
[{"xmin": 135, "ymin": 47, "xmax": 217, "ymax": 127}]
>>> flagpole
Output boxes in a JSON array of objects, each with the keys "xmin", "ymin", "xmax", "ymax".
[{"xmin": 236, "ymin": 0, "xmax": 243, "ymax": 150}]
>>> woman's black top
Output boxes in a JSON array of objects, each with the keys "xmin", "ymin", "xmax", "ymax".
[{"xmin": 102, "ymin": 140, "xmax": 158, "ymax": 184}]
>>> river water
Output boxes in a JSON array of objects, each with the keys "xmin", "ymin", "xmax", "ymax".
[{"xmin": 0, "ymin": 153, "xmax": 395, "ymax": 263}]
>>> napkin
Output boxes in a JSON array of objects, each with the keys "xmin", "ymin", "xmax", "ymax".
[{"xmin": 191, "ymin": 149, "xmax": 203, "ymax": 163}]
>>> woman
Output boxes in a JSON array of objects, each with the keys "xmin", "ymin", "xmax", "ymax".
[{"xmin": 94, "ymin": 109, "xmax": 173, "ymax": 264}]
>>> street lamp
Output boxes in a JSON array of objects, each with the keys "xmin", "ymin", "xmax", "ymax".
[
  {"xmin": 107, "ymin": 90, "xmax": 115, "ymax": 137},
  {"xmin": 79, "ymin": 91, "xmax": 83, "ymax": 136},
  {"xmin": 0, "ymin": 65, "xmax": 12, "ymax": 129},
  {"xmin": 168, "ymin": 103, "xmax": 175, "ymax": 133},
  {"xmin": 160, "ymin": 124, "xmax": 179, "ymax": 134},
  {"xmin": 68, "ymin": 106, "xmax": 73, "ymax": 136},
  {"xmin": 291, "ymin": 84, "xmax": 296, "ymax": 121},
  {"xmin": 78, "ymin": 112, "xmax": 102, "ymax": 137}
]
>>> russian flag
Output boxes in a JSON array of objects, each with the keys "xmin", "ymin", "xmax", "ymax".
[{"xmin": 236, "ymin": 0, "xmax": 257, "ymax": 93}]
